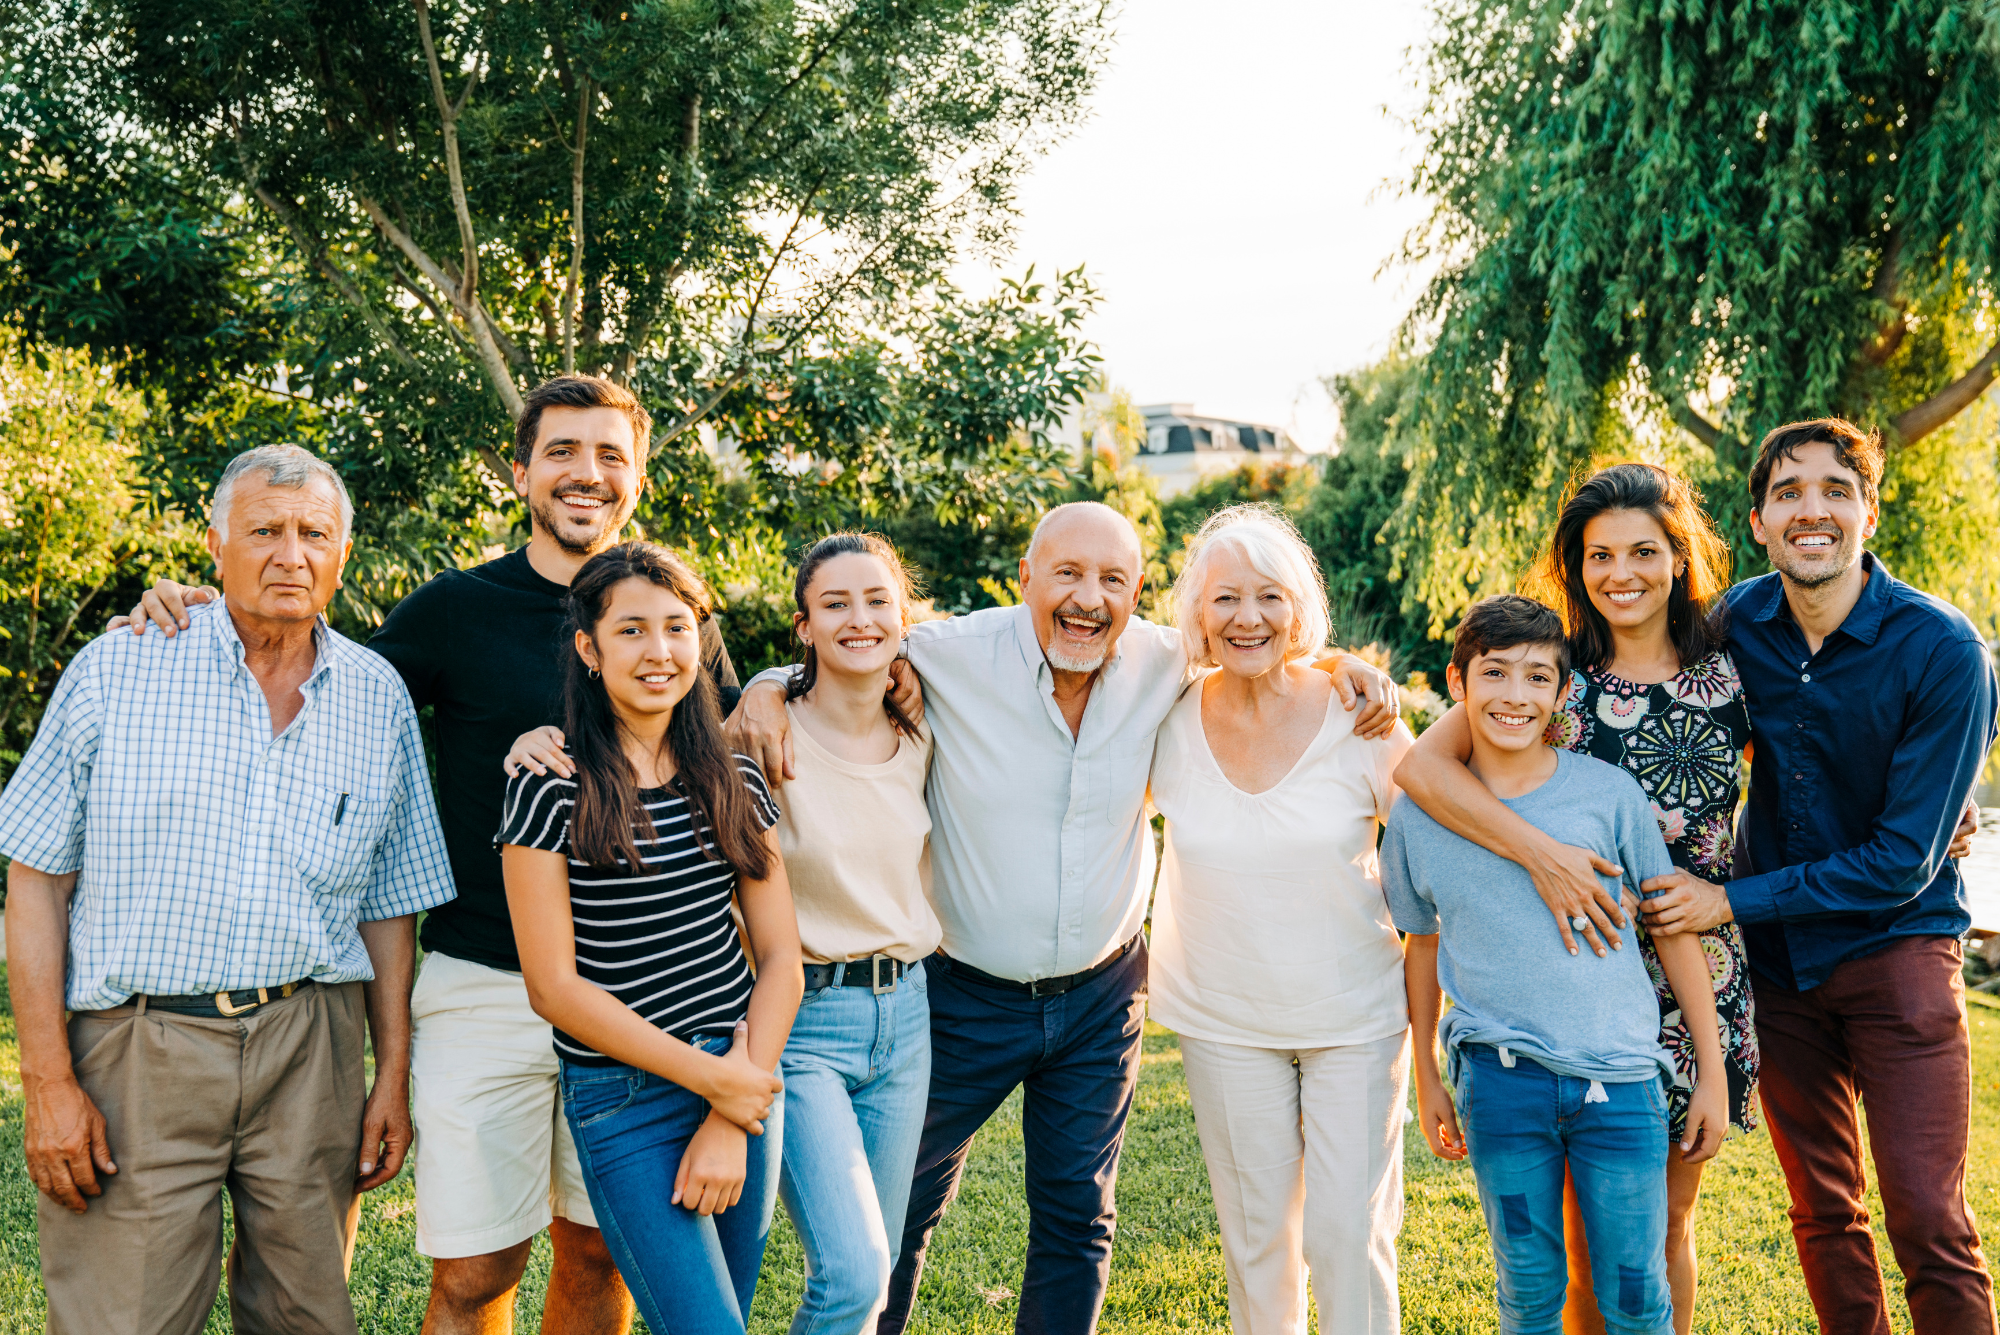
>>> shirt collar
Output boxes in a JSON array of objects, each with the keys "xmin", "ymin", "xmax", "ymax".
[
  {"xmin": 206, "ymin": 599, "xmax": 336, "ymax": 685},
  {"xmin": 1752, "ymin": 550, "xmax": 1891, "ymax": 646}
]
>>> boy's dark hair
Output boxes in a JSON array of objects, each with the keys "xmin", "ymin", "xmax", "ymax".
[
  {"xmin": 1450, "ymin": 594, "xmax": 1570, "ymax": 683},
  {"xmin": 1747, "ymin": 417, "xmax": 1883, "ymax": 513},
  {"xmin": 514, "ymin": 374, "xmax": 654, "ymax": 467}
]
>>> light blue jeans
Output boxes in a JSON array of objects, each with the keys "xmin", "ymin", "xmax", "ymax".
[
  {"xmin": 1454, "ymin": 1043, "xmax": 1673, "ymax": 1335},
  {"xmin": 561, "ymin": 1034, "xmax": 783, "ymax": 1335},
  {"xmin": 777, "ymin": 960, "xmax": 932, "ymax": 1335}
]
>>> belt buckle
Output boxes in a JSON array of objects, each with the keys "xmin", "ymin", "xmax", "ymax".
[
  {"xmin": 214, "ymin": 988, "xmax": 263, "ymax": 1017},
  {"xmin": 871, "ymin": 955, "xmax": 896, "ymax": 996}
]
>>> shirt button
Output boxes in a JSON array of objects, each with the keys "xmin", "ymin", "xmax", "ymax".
[
  {"xmin": 1793, "ymin": 772, "xmax": 1803, "ymax": 780},
  {"xmin": 1801, "ymin": 673, "xmax": 1811, "ymax": 683}
]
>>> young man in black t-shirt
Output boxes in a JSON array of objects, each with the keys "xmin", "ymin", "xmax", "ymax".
[{"xmin": 124, "ymin": 376, "xmax": 729, "ymax": 1335}]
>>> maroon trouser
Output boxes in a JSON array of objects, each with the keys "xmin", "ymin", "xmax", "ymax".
[{"xmin": 1753, "ymin": 935, "xmax": 1997, "ymax": 1335}]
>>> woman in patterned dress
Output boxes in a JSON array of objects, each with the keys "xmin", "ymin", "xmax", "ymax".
[{"xmin": 1397, "ymin": 463, "xmax": 1753, "ymax": 1335}]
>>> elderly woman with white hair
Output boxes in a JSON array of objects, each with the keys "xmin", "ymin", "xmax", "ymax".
[{"xmin": 1148, "ymin": 504, "xmax": 1416, "ymax": 1335}]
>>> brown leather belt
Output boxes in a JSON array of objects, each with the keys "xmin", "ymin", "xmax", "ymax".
[{"xmin": 135, "ymin": 978, "xmax": 314, "ymax": 1018}]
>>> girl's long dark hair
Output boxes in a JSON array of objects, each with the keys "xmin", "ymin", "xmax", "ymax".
[
  {"xmin": 784, "ymin": 532, "xmax": 921, "ymax": 737},
  {"xmin": 1525, "ymin": 462, "xmax": 1732, "ymax": 672},
  {"xmin": 562, "ymin": 542, "xmax": 772, "ymax": 879}
]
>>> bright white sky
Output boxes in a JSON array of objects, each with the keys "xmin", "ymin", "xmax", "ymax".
[{"xmin": 952, "ymin": 0, "xmax": 1436, "ymax": 451}]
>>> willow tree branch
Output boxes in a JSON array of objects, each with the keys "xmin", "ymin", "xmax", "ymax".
[
  {"xmin": 1859, "ymin": 229, "xmax": 1909, "ymax": 368},
  {"xmin": 1892, "ymin": 338, "xmax": 2000, "ymax": 445},
  {"xmin": 1671, "ymin": 400, "xmax": 1722, "ymax": 449},
  {"xmin": 562, "ymin": 76, "xmax": 591, "ymax": 374}
]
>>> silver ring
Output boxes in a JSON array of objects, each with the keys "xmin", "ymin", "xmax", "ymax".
[{"xmin": 1571, "ymin": 916, "xmax": 1591, "ymax": 931}]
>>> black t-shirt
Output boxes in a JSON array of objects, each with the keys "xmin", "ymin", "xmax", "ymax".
[
  {"xmin": 370, "ymin": 546, "xmax": 741, "ymax": 971},
  {"xmin": 495, "ymin": 756, "xmax": 781, "ymax": 1064}
]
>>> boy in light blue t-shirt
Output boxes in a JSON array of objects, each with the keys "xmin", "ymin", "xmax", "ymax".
[{"xmin": 1382, "ymin": 595, "xmax": 1727, "ymax": 1335}]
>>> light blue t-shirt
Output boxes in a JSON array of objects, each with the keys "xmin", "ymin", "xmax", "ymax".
[{"xmin": 1382, "ymin": 748, "xmax": 1678, "ymax": 1084}]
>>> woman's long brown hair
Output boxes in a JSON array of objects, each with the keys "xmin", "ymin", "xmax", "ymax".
[
  {"xmin": 562, "ymin": 542, "xmax": 772, "ymax": 879},
  {"xmin": 1524, "ymin": 462, "xmax": 1732, "ymax": 672}
]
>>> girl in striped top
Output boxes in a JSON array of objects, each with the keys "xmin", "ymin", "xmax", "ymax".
[{"xmin": 499, "ymin": 542, "xmax": 803, "ymax": 1335}]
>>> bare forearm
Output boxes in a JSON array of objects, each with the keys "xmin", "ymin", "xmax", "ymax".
[
  {"xmin": 744, "ymin": 967, "xmax": 801, "ymax": 1072},
  {"xmin": 6, "ymin": 866, "xmax": 77, "ymax": 1083},
  {"xmin": 356, "ymin": 916, "xmax": 415, "ymax": 1080},
  {"xmin": 530, "ymin": 973, "xmax": 727, "ymax": 1092},
  {"xmin": 1398, "ymin": 720, "xmax": 1550, "ymax": 865},
  {"xmin": 1653, "ymin": 932, "xmax": 1725, "ymax": 1075},
  {"xmin": 1404, "ymin": 936, "xmax": 1445, "ymax": 1080}
]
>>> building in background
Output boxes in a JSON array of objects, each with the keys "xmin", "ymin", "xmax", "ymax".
[{"xmin": 1133, "ymin": 403, "xmax": 1307, "ymax": 495}]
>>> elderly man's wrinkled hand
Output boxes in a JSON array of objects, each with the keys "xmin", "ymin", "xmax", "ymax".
[
  {"xmin": 23, "ymin": 1074, "xmax": 115, "ymax": 1213},
  {"xmin": 1640, "ymin": 869, "xmax": 1734, "ymax": 935},
  {"xmin": 887, "ymin": 658, "xmax": 925, "ymax": 727}
]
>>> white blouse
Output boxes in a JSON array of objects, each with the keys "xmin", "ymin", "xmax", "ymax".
[{"xmin": 1147, "ymin": 677, "xmax": 1415, "ymax": 1049}]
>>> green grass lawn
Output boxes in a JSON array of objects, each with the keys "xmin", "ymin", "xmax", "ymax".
[{"xmin": 0, "ymin": 980, "xmax": 1994, "ymax": 1333}]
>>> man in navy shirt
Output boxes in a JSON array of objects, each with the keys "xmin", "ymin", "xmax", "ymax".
[{"xmin": 1646, "ymin": 418, "xmax": 1999, "ymax": 1335}]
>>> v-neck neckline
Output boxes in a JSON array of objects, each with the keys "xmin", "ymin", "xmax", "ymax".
[{"xmin": 1193, "ymin": 681, "xmax": 1342, "ymax": 798}]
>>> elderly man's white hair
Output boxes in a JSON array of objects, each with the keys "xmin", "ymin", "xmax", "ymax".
[
  {"xmin": 209, "ymin": 444, "xmax": 354, "ymax": 547},
  {"xmin": 1171, "ymin": 503, "xmax": 1331, "ymax": 667}
]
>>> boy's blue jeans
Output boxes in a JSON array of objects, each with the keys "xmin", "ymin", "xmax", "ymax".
[
  {"xmin": 1455, "ymin": 1043, "xmax": 1673, "ymax": 1335},
  {"xmin": 561, "ymin": 1035, "xmax": 782, "ymax": 1335},
  {"xmin": 777, "ymin": 961, "xmax": 931, "ymax": 1335}
]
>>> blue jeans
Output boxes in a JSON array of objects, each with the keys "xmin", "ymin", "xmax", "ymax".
[
  {"xmin": 778, "ymin": 961, "xmax": 932, "ymax": 1334},
  {"xmin": 1455, "ymin": 1044, "xmax": 1672, "ymax": 1335},
  {"xmin": 561, "ymin": 1037, "xmax": 783, "ymax": 1335},
  {"xmin": 882, "ymin": 939, "xmax": 1149, "ymax": 1335}
]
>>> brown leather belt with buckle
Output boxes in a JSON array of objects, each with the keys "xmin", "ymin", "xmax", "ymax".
[{"xmin": 137, "ymin": 978, "xmax": 314, "ymax": 1018}]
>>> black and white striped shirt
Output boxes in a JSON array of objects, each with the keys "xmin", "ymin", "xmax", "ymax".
[{"xmin": 496, "ymin": 756, "xmax": 780, "ymax": 1066}]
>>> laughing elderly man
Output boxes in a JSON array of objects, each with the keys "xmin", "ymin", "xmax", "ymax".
[{"xmin": 0, "ymin": 444, "xmax": 455, "ymax": 1335}]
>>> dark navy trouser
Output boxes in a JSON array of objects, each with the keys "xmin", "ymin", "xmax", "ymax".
[{"xmin": 877, "ymin": 938, "xmax": 1148, "ymax": 1335}]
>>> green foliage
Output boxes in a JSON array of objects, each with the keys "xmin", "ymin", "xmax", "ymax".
[
  {"xmin": 0, "ymin": 345, "xmax": 205, "ymax": 780},
  {"xmin": 1395, "ymin": 0, "xmax": 2000, "ymax": 628}
]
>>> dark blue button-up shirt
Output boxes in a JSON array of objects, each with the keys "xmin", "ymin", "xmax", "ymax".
[{"xmin": 1724, "ymin": 553, "xmax": 1997, "ymax": 991}]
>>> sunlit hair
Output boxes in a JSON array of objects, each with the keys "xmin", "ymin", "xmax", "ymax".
[
  {"xmin": 1171, "ymin": 504, "xmax": 1330, "ymax": 668},
  {"xmin": 561, "ymin": 542, "xmax": 771, "ymax": 878},
  {"xmin": 1522, "ymin": 462, "xmax": 1731, "ymax": 673},
  {"xmin": 210, "ymin": 444, "xmax": 353, "ymax": 547},
  {"xmin": 1748, "ymin": 417, "xmax": 1884, "ymax": 512},
  {"xmin": 784, "ymin": 531, "xmax": 922, "ymax": 737}
]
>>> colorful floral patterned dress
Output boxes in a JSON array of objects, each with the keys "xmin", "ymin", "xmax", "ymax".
[{"xmin": 1545, "ymin": 650, "xmax": 1760, "ymax": 1139}]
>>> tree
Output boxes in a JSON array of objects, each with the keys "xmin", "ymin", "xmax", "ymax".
[
  {"xmin": 1393, "ymin": 0, "xmax": 2000, "ymax": 627},
  {"xmin": 1, "ymin": 0, "xmax": 1114, "ymax": 602}
]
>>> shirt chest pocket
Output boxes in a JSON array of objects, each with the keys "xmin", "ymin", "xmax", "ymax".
[{"xmin": 276, "ymin": 770, "xmax": 393, "ymax": 895}]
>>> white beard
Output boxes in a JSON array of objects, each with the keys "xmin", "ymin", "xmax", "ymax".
[{"xmin": 1046, "ymin": 644, "xmax": 1108, "ymax": 673}]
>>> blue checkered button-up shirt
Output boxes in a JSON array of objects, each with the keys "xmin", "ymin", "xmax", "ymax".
[{"xmin": 0, "ymin": 600, "xmax": 456, "ymax": 1010}]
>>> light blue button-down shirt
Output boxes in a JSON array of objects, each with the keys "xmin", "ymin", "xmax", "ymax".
[
  {"xmin": 758, "ymin": 604, "xmax": 1190, "ymax": 982},
  {"xmin": 0, "ymin": 600, "xmax": 456, "ymax": 1010}
]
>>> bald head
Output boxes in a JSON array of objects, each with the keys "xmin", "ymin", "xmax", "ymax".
[
  {"xmin": 1025, "ymin": 502, "xmax": 1143, "ymax": 571},
  {"xmin": 1019, "ymin": 501, "xmax": 1147, "ymax": 676}
]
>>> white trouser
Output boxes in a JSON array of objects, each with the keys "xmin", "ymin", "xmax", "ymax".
[{"xmin": 1177, "ymin": 1029, "xmax": 1411, "ymax": 1335}]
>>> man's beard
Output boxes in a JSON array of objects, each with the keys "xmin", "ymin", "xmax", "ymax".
[
  {"xmin": 1044, "ymin": 602, "xmax": 1111, "ymax": 673},
  {"xmin": 1767, "ymin": 521, "xmax": 1860, "ymax": 589},
  {"xmin": 531, "ymin": 487, "xmax": 626, "ymax": 556}
]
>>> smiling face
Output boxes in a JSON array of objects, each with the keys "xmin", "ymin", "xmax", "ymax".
[
  {"xmin": 207, "ymin": 475, "xmax": 352, "ymax": 627},
  {"xmin": 1019, "ymin": 504, "xmax": 1144, "ymax": 675},
  {"xmin": 1580, "ymin": 508, "xmax": 1682, "ymax": 642},
  {"xmin": 1749, "ymin": 440, "xmax": 1877, "ymax": 589},
  {"xmin": 516, "ymin": 405, "xmax": 645, "ymax": 556},
  {"xmin": 574, "ymin": 576, "xmax": 704, "ymax": 725},
  {"xmin": 796, "ymin": 550, "xmax": 906, "ymax": 682},
  {"xmin": 1196, "ymin": 543, "xmax": 1297, "ymax": 682},
  {"xmin": 1446, "ymin": 641, "xmax": 1568, "ymax": 756}
]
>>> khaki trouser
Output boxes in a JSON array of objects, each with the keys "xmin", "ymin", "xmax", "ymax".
[{"xmin": 39, "ymin": 981, "xmax": 368, "ymax": 1335}]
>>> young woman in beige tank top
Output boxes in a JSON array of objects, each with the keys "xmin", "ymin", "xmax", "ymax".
[{"xmin": 772, "ymin": 533, "xmax": 939, "ymax": 1331}]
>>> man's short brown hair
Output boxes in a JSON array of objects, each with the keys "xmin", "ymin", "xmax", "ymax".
[
  {"xmin": 1450, "ymin": 593, "xmax": 1570, "ymax": 683},
  {"xmin": 1748, "ymin": 417, "xmax": 1883, "ymax": 513},
  {"xmin": 513, "ymin": 374, "xmax": 653, "ymax": 467}
]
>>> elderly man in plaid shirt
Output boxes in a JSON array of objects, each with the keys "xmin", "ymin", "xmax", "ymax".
[{"xmin": 0, "ymin": 444, "xmax": 456, "ymax": 1335}]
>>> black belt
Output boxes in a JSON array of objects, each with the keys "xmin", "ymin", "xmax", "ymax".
[
  {"xmin": 803, "ymin": 955, "xmax": 910, "ymax": 994},
  {"xmin": 941, "ymin": 934, "xmax": 1140, "ymax": 999},
  {"xmin": 135, "ymin": 978, "xmax": 315, "ymax": 1018}
]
